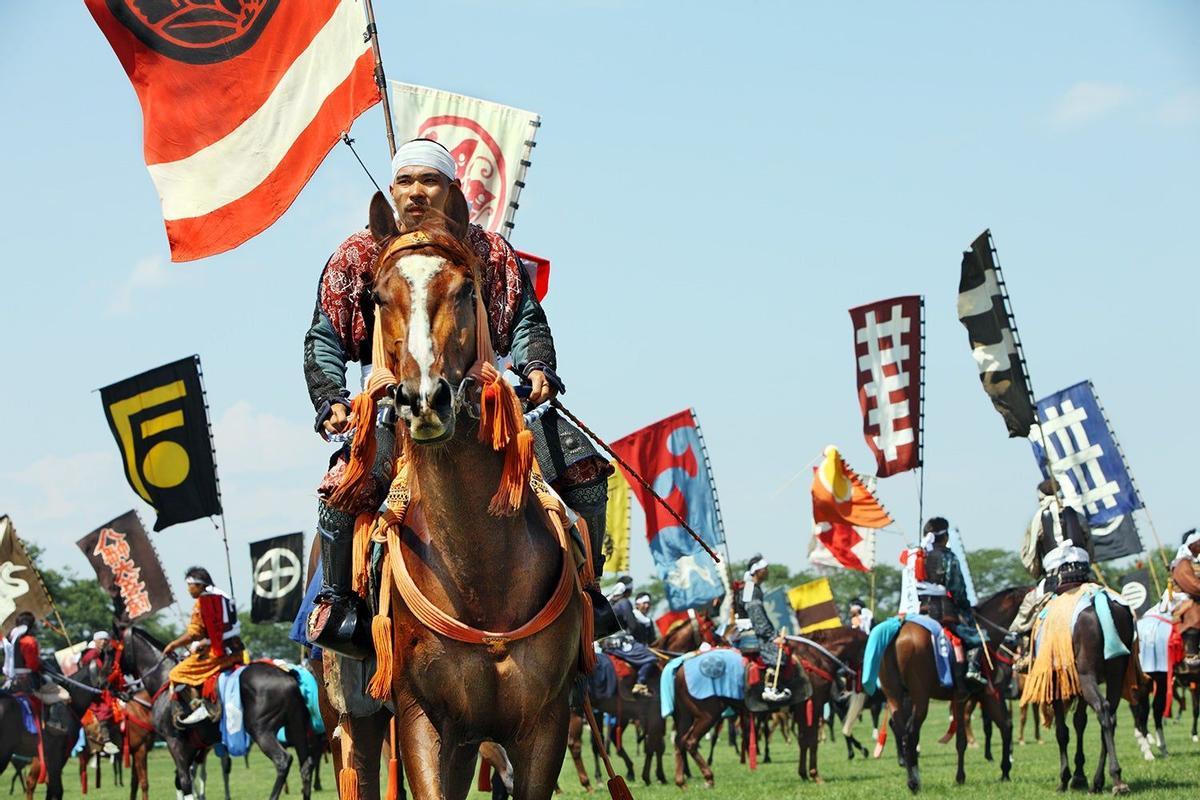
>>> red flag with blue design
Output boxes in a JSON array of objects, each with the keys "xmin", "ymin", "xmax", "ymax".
[{"xmin": 611, "ymin": 409, "xmax": 726, "ymax": 611}]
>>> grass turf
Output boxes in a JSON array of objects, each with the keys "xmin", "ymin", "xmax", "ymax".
[{"xmin": 49, "ymin": 701, "xmax": 1198, "ymax": 798}]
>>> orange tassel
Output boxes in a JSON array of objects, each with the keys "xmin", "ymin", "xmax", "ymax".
[
  {"xmin": 386, "ymin": 758, "xmax": 399, "ymax": 800},
  {"xmin": 489, "ymin": 428, "xmax": 532, "ymax": 516},
  {"xmin": 339, "ymin": 768, "xmax": 361, "ymax": 800},
  {"xmin": 367, "ymin": 614, "xmax": 393, "ymax": 700},
  {"xmin": 351, "ymin": 513, "xmax": 373, "ymax": 597},
  {"xmin": 328, "ymin": 393, "xmax": 379, "ymax": 510}
]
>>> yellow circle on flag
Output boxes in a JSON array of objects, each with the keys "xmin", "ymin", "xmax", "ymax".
[{"xmin": 142, "ymin": 441, "xmax": 190, "ymax": 489}]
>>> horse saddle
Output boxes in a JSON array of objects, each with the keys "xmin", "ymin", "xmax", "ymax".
[{"xmin": 744, "ymin": 657, "xmax": 812, "ymax": 712}]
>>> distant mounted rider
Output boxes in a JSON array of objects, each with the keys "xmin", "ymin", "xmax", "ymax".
[
  {"xmin": 743, "ymin": 554, "xmax": 791, "ymax": 703},
  {"xmin": 1, "ymin": 612, "xmax": 66, "ymax": 706},
  {"xmin": 302, "ymin": 138, "xmax": 615, "ymax": 658},
  {"xmin": 849, "ymin": 597, "xmax": 873, "ymax": 635},
  {"xmin": 1171, "ymin": 530, "xmax": 1200, "ymax": 669},
  {"xmin": 603, "ymin": 578, "xmax": 659, "ymax": 697},
  {"xmin": 162, "ymin": 566, "xmax": 243, "ymax": 726},
  {"xmin": 918, "ymin": 517, "xmax": 985, "ymax": 686},
  {"xmin": 1011, "ymin": 479, "xmax": 1095, "ymax": 646}
]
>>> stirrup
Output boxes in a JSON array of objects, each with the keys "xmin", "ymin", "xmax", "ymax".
[
  {"xmin": 177, "ymin": 706, "xmax": 210, "ymax": 726},
  {"xmin": 587, "ymin": 587, "xmax": 621, "ymax": 639},
  {"xmin": 762, "ymin": 686, "xmax": 791, "ymax": 703},
  {"xmin": 308, "ymin": 592, "xmax": 373, "ymax": 660}
]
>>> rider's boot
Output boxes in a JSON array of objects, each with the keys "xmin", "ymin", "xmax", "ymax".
[
  {"xmin": 761, "ymin": 668, "xmax": 791, "ymax": 703},
  {"xmin": 965, "ymin": 647, "xmax": 986, "ymax": 686},
  {"xmin": 564, "ymin": 478, "xmax": 621, "ymax": 639},
  {"xmin": 307, "ymin": 504, "xmax": 372, "ymax": 660},
  {"xmin": 174, "ymin": 686, "xmax": 209, "ymax": 726}
]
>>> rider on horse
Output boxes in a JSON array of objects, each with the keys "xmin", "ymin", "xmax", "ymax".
[
  {"xmin": 303, "ymin": 138, "xmax": 616, "ymax": 659},
  {"xmin": 918, "ymin": 518, "xmax": 985, "ymax": 686},
  {"xmin": 743, "ymin": 554, "xmax": 791, "ymax": 702},
  {"xmin": 78, "ymin": 630, "xmax": 120, "ymax": 755},
  {"xmin": 849, "ymin": 597, "xmax": 873, "ymax": 635},
  {"xmin": 603, "ymin": 578, "xmax": 659, "ymax": 696},
  {"xmin": 1010, "ymin": 480, "xmax": 1094, "ymax": 661},
  {"xmin": 162, "ymin": 567, "xmax": 244, "ymax": 726},
  {"xmin": 1172, "ymin": 530, "xmax": 1200, "ymax": 669}
]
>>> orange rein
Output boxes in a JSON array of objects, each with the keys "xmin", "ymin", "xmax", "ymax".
[{"xmin": 329, "ymin": 230, "xmax": 532, "ymax": 515}]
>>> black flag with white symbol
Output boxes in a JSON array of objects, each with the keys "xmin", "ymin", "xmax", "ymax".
[
  {"xmin": 1090, "ymin": 514, "xmax": 1144, "ymax": 563},
  {"xmin": 957, "ymin": 231, "xmax": 1037, "ymax": 437},
  {"xmin": 100, "ymin": 356, "xmax": 221, "ymax": 531},
  {"xmin": 249, "ymin": 533, "xmax": 305, "ymax": 623},
  {"xmin": 1118, "ymin": 568, "xmax": 1154, "ymax": 617}
]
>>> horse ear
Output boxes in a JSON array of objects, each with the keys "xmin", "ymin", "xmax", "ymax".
[
  {"xmin": 445, "ymin": 182, "xmax": 470, "ymax": 240},
  {"xmin": 369, "ymin": 191, "xmax": 398, "ymax": 243}
]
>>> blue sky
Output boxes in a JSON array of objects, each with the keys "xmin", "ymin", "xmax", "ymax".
[{"xmin": 1, "ymin": 1, "xmax": 1197, "ymax": 611}]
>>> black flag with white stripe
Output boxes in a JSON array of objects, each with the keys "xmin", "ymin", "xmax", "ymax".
[{"xmin": 957, "ymin": 231, "xmax": 1037, "ymax": 437}]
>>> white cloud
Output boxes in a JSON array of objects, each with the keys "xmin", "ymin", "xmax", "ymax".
[
  {"xmin": 1156, "ymin": 88, "xmax": 1200, "ymax": 128},
  {"xmin": 1050, "ymin": 81, "xmax": 1133, "ymax": 128},
  {"xmin": 211, "ymin": 401, "xmax": 330, "ymax": 476},
  {"xmin": 108, "ymin": 256, "xmax": 173, "ymax": 316}
]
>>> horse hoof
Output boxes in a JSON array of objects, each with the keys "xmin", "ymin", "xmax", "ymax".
[
  {"xmin": 703, "ymin": 780, "xmax": 715, "ymax": 790},
  {"xmin": 1071, "ymin": 775, "xmax": 1089, "ymax": 790},
  {"xmin": 1111, "ymin": 783, "xmax": 1130, "ymax": 796},
  {"xmin": 956, "ymin": 773, "xmax": 966, "ymax": 786}
]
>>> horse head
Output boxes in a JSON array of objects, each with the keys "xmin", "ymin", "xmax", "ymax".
[
  {"xmin": 366, "ymin": 191, "xmax": 484, "ymax": 445},
  {"xmin": 120, "ymin": 625, "xmax": 175, "ymax": 695},
  {"xmin": 976, "ymin": 585, "xmax": 1034, "ymax": 631}
]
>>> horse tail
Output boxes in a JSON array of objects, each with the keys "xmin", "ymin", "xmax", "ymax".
[{"xmin": 862, "ymin": 618, "xmax": 903, "ymax": 696}]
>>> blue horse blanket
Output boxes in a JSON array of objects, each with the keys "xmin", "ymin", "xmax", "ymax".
[
  {"xmin": 277, "ymin": 663, "xmax": 326, "ymax": 744},
  {"xmin": 217, "ymin": 667, "xmax": 251, "ymax": 758},
  {"xmin": 862, "ymin": 615, "xmax": 953, "ymax": 694},
  {"xmin": 1137, "ymin": 613, "xmax": 1174, "ymax": 673},
  {"xmin": 660, "ymin": 649, "xmax": 746, "ymax": 717}
]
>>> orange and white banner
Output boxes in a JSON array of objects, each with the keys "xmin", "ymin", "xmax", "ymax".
[
  {"xmin": 86, "ymin": 0, "xmax": 380, "ymax": 261},
  {"xmin": 391, "ymin": 82, "xmax": 540, "ymax": 235}
]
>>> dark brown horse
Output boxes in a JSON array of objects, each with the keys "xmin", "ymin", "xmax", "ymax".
[
  {"xmin": 1039, "ymin": 596, "xmax": 1136, "ymax": 794},
  {"xmin": 876, "ymin": 586, "xmax": 1027, "ymax": 792},
  {"xmin": 790, "ymin": 627, "xmax": 868, "ymax": 782},
  {"xmin": 0, "ymin": 655, "xmax": 91, "ymax": 800},
  {"xmin": 362, "ymin": 200, "xmax": 587, "ymax": 800}
]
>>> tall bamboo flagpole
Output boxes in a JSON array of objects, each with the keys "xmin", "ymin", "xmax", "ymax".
[
  {"xmin": 361, "ymin": 0, "xmax": 397, "ymax": 158},
  {"xmin": 917, "ymin": 295, "xmax": 927, "ymax": 534},
  {"xmin": 194, "ymin": 355, "xmax": 236, "ymax": 607}
]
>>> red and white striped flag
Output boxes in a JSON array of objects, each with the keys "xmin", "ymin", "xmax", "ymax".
[
  {"xmin": 849, "ymin": 296, "xmax": 923, "ymax": 477},
  {"xmin": 86, "ymin": 0, "xmax": 380, "ymax": 262}
]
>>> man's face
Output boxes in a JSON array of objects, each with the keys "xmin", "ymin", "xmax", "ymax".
[
  {"xmin": 753, "ymin": 567, "xmax": 768, "ymax": 584},
  {"xmin": 636, "ymin": 600, "xmax": 650, "ymax": 615},
  {"xmin": 97, "ymin": 638, "xmax": 110, "ymax": 651},
  {"xmin": 186, "ymin": 583, "xmax": 204, "ymax": 599},
  {"xmin": 391, "ymin": 166, "xmax": 454, "ymax": 231}
]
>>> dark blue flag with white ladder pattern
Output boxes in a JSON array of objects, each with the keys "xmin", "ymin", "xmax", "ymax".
[{"xmin": 1029, "ymin": 380, "xmax": 1142, "ymax": 526}]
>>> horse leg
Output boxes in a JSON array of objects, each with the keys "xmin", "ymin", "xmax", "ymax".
[
  {"xmin": 982, "ymin": 689, "xmax": 1013, "ymax": 781},
  {"xmin": 439, "ymin": 743, "xmax": 480, "ymax": 800},
  {"xmin": 683, "ymin": 708, "xmax": 718, "ymax": 788},
  {"xmin": 611, "ymin": 721, "xmax": 634, "ymax": 780},
  {"xmin": 672, "ymin": 709, "xmax": 690, "ymax": 788},
  {"xmin": 904, "ymin": 692, "xmax": 928, "ymax": 793},
  {"xmin": 219, "ymin": 751, "xmax": 232, "ymax": 800},
  {"xmin": 504, "ymin": 697, "xmax": 569, "ymax": 800},
  {"xmin": 1071, "ymin": 699, "xmax": 1089, "ymax": 790},
  {"xmin": 983, "ymin": 703, "xmax": 995, "ymax": 762},
  {"xmin": 1019, "ymin": 700, "xmax": 1028, "ymax": 745},
  {"xmin": 1193, "ymin": 685, "xmax": 1200, "ymax": 742},
  {"xmin": 249, "ymin": 722, "xmax": 294, "ymax": 800},
  {"xmin": 394, "ymin": 692, "xmax": 444, "ymax": 800},
  {"xmin": 346, "ymin": 709, "xmax": 389, "ymax": 800},
  {"xmin": 1130, "ymin": 681, "xmax": 1154, "ymax": 761},
  {"xmin": 167, "ymin": 740, "xmax": 197, "ymax": 800},
  {"xmin": 953, "ymin": 695, "xmax": 968, "ymax": 785},
  {"xmin": 1093, "ymin": 662, "xmax": 1129, "ymax": 795},
  {"xmin": 1151, "ymin": 672, "xmax": 1169, "ymax": 757},
  {"xmin": 565, "ymin": 713, "xmax": 592, "ymax": 792},
  {"xmin": 705, "ymin": 718, "xmax": 721, "ymax": 764},
  {"xmin": 135, "ymin": 742, "xmax": 150, "ymax": 800},
  {"xmin": 1052, "ymin": 700, "xmax": 1071, "ymax": 791}
]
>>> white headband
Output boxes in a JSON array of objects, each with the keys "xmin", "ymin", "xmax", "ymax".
[
  {"xmin": 185, "ymin": 576, "xmax": 206, "ymax": 586},
  {"xmin": 749, "ymin": 558, "xmax": 769, "ymax": 574},
  {"xmin": 635, "ymin": 593, "xmax": 651, "ymax": 603},
  {"xmin": 391, "ymin": 139, "xmax": 457, "ymax": 182}
]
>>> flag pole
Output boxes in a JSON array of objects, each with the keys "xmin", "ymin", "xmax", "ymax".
[
  {"xmin": 361, "ymin": 0, "xmax": 397, "ymax": 158},
  {"xmin": 917, "ymin": 295, "xmax": 927, "ymax": 534},
  {"xmin": 987, "ymin": 231, "xmax": 1060, "ymax": 513},
  {"xmin": 194, "ymin": 356, "xmax": 236, "ymax": 607},
  {"xmin": 1088, "ymin": 381, "xmax": 1170, "ymax": 574}
]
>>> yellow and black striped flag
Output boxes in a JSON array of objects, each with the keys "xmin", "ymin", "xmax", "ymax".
[
  {"xmin": 788, "ymin": 577, "xmax": 843, "ymax": 633},
  {"xmin": 100, "ymin": 356, "xmax": 221, "ymax": 531}
]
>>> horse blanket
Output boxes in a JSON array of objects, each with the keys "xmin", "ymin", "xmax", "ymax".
[
  {"xmin": 216, "ymin": 667, "xmax": 251, "ymax": 758},
  {"xmin": 660, "ymin": 649, "xmax": 745, "ymax": 717},
  {"xmin": 861, "ymin": 615, "xmax": 952, "ymax": 695},
  {"xmin": 277, "ymin": 663, "xmax": 325, "ymax": 743},
  {"xmin": 1137, "ymin": 613, "xmax": 1178, "ymax": 674}
]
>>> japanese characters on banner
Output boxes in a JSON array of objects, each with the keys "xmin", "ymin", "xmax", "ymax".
[
  {"xmin": 0, "ymin": 516, "xmax": 54, "ymax": 629},
  {"xmin": 1029, "ymin": 381, "xmax": 1144, "ymax": 561},
  {"xmin": 956, "ymin": 231, "xmax": 1037, "ymax": 438},
  {"xmin": 849, "ymin": 296, "xmax": 923, "ymax": 477},
  {"xmin": 85, "ymin": 0, "xmax": 380, "ymax": 261},
  {"xmin": 99, "ymin": 356, "xmax": 222, "ymax": 531},
  {"xmin": 391, "ymin": 82, "xmax": 540, "ymax": 236},
  {"xmin": 76, "ymin": 511, "xmax": 173, "ymax": 621},
  {"xmin": 611, "ymin": 409, "xmax": 726, "ymax": 611},
  {"xmin": 249, "ymin": 533, "xmax": 305, "ymax": 624}
]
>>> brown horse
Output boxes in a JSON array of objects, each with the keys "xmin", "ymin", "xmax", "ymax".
[
  {"xmin": 362, "ymin": 198, "xmax": 587, "ymax": 800},
  {"xmin": 790, "ymin": 627, "xmax": 868, "ymax": 782},
  {"xmin": 1039, "ymin": 596, "xmax": 1136, "ymax": 794},
  {"xmin": 122, "ymin": 691, "xmax": 156, "ymax": 800},
  {"xmin": 876, "ymin": 586, "xmax": 1027, "ymax": 792}
]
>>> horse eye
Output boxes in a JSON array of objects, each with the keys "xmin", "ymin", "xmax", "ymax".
[{"xmin": 458, "ymin": 283, "xmax": 475, "ymax": 302}]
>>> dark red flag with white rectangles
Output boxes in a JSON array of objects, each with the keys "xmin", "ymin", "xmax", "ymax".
[
  {"xmin": 85, "ymin": 0, "xmax": 380, "ymax": 261},
  {"xmin": 849, "ymin": 296, "xmax": 923, "ymax": 477}
]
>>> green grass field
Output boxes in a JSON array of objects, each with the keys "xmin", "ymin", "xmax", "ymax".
[{"xmin": 54, "ymin": 702, "xmax": 1198, "ymax": 799}]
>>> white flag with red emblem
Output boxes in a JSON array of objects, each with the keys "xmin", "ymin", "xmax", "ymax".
[
  {"xmin": 86, "ymin": 0, "xmax": 380, "ymax": 262},
  {"xmin": 391, "ymin": 82, "xmax": 540, "ymax": 237},
  {"xmin": 849, "ymin": 296, "xmax": 924, "ymax": 477},
  {"xmin": 808, "ymin": 522, "xmax": 877, "ymax": 573}
]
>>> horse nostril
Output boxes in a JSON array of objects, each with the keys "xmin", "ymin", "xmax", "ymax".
[
  {"xmin": 396, "ymin": 383, "xmax": 420, "ymax": 414},
  {"xmin": 430, "ymin": 378, "xmax": 453, "ymax": 416}
]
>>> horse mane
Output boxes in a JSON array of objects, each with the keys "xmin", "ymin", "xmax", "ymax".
[
  {"xmin": 129, "ymin": 625, "xmax": 169, "ymax": 652},
  {"xmin": 977, "ymin": 585, "xmax": 1034, "ymax": 611},
  {"xmin": 376, "ymin": 221, "xmax": 478, "ymax": 279}
]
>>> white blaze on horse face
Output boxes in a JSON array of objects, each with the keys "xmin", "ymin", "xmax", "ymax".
[{"xmin": 397, "ymin": 254, "xmax": 445, "ymax": 405}]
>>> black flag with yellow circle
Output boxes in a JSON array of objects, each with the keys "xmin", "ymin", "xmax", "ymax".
[{"xmin": 100, "ymin": 356, "xmax": 221, "ymax": 531}]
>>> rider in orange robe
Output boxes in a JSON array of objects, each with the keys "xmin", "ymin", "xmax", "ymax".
[{"xmin": 163, "ymin": 567, "xmax": 244, "ymax": 725}]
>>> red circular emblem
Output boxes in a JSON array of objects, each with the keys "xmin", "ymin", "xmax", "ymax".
[
  {"xmin": 107, "ymin": 0, "xmax": 279, "ymax": 65},
  {"xmin": 416, "ymin": 115, "xmax": 508, "ymax": 233}
]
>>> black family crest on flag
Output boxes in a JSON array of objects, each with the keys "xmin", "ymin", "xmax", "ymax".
[
  {"xmin": 100, "ymin": 356, "xmax": 221, "ymax": 531},
  {"xmin": 957, "ymin": 231, "xmax": 1037, "ymax": 437},
  {"xmin": 1118, "ymin": 568, "xmax": 1154, "ymax": 616},
  {"xmin": 249, "ymin": 533, "xmax": 304, "ymax": 623},
  {"xmin": 104, "ymin": 0, "xmax": 281, "ymax": 64},
  {"xmin": 76, "ymin": 511, "xmax": 173, "ymax": 621}
]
